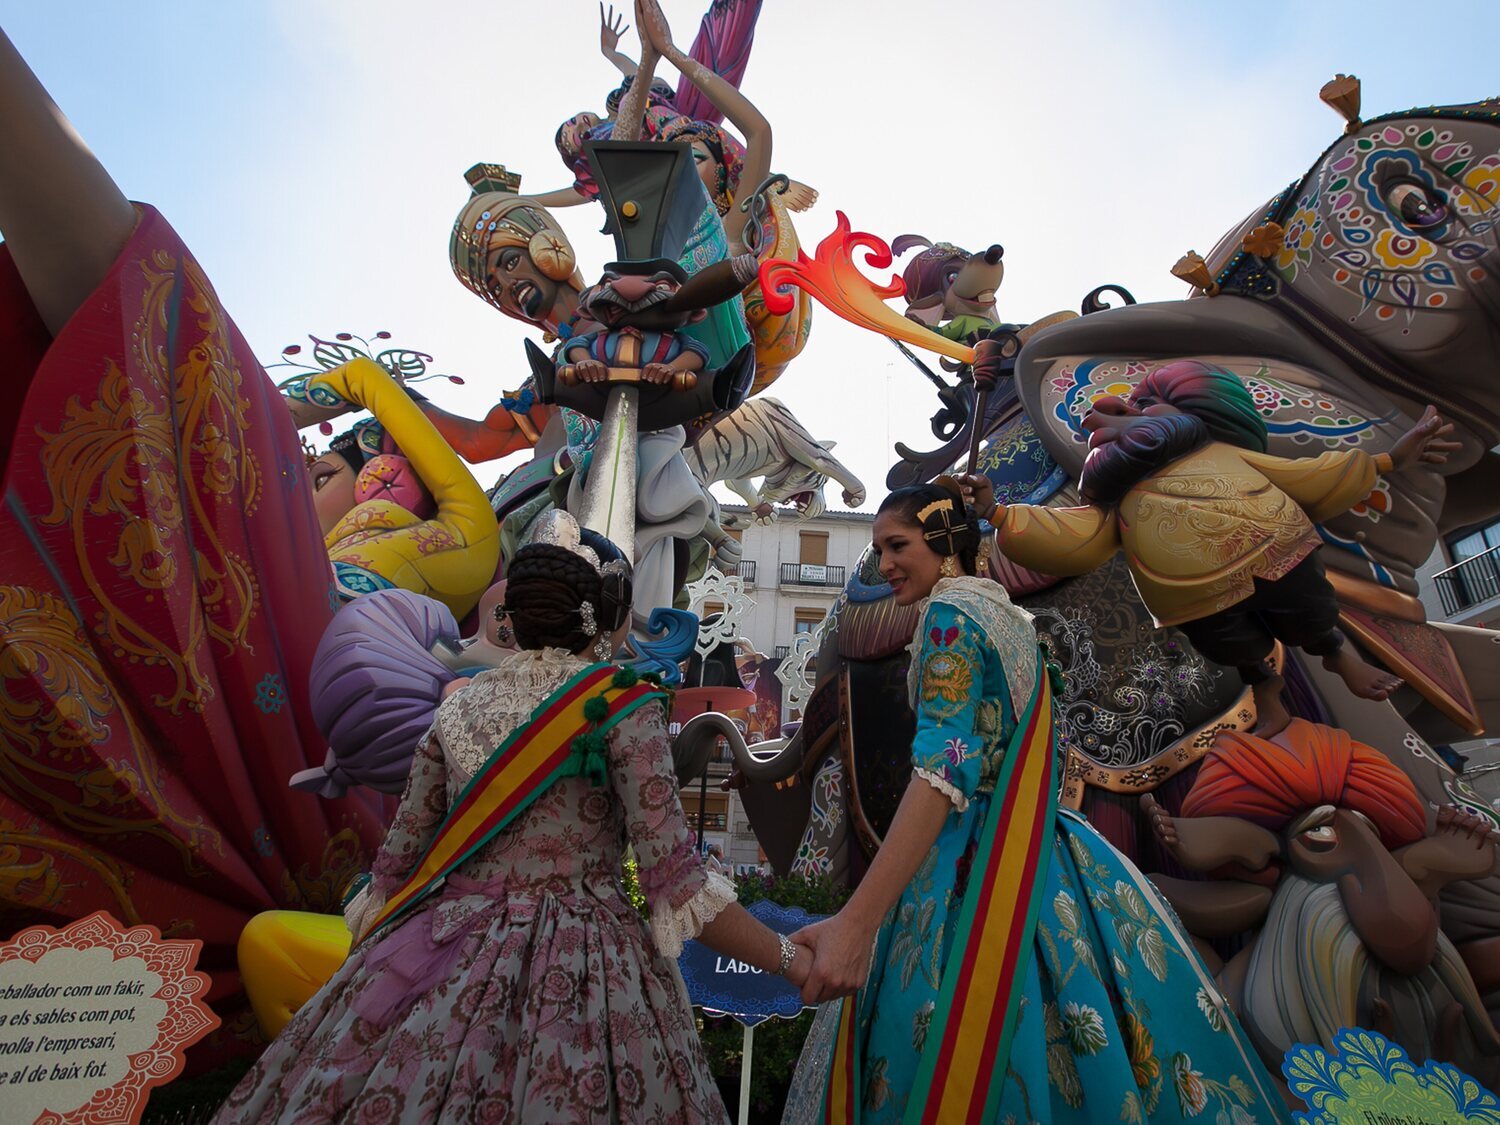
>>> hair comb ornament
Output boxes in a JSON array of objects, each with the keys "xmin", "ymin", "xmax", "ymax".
[
  {"xmin": 527, "ymin": 510, "xmax": 604, "ymax": 572},
  {"xmin": 916, "ymin": 476, "xmax": 981, "ymax": 557},
  {"xmin": 524, "ymin": 510, "xmax": 635, "ymax": 632}
]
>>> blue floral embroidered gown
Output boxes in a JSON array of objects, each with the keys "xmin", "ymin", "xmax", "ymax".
[{"xmin": 785, "ymin": 577, "xmax": 1289, "ymax": 1124}]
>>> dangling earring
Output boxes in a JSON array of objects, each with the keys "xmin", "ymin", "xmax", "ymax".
[
  {"xmin": 939, "ymin": 554, "xmax": 960, "ymax": 579},
  {"xmin": 593, "ymin": 633, "xmax": 614, "ymax": 661}
]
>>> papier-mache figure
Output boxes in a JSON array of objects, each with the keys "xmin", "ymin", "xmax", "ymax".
[
  {"xmin": 526, "ymin": 139, "xmax": 756, "ymax": 433},
  {"xmin": 961, "ymin": 353, "xmax": 1461, "ymax": 734}
]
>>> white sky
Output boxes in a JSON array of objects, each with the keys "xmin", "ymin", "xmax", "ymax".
[{"xmin": 9, "ymin": 1, "xmax": 1498, "ymax": 510}]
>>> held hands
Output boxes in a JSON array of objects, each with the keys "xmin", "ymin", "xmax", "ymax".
[
  {"xmin": 1388, "ymin": 405, "xmax": 1462, "ymax": 471},
  {"xmin": 789, "ymin": 912, "xmax": 876, "ymax": 1006},
  {"xmin": 784, "ymin": 940, "xmax": 814, "ymax": 991}
]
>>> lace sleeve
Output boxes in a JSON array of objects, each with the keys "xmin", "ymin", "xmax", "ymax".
[
  {"xmin": 651, "ymin": 866, "xmax": 737, "ymax": 960},
  {"xmin": 607, "ymin": 704, "xmax": 738, "ymax": 958}
]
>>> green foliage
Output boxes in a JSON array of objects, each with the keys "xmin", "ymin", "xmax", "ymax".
[
  {"xmin": 698, "ymin": 870, "xmax": 851, "ymax": 1121},
  {"xmin": 622, "ymin": 852, "xmax": 648, "ymax": 915}
]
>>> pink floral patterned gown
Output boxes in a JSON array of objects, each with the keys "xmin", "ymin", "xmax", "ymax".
[{"xmin": 214, "ymin": 647, "xmax": 737, "ymax": 1123}]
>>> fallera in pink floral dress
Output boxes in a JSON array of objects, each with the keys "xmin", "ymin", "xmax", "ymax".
[{"xmin": 215, "ymin": 647, "xmax": 738, "ymax": 1123}]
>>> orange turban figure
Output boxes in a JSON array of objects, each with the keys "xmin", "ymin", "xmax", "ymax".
[{"xmin": 1182, "ymin": 719, "xmax": 1427, "ymax": 849}]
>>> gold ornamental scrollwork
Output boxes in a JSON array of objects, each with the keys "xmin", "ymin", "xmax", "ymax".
[
  {"xmin": 1058, "ymin": 645, "xmax": 1281, "ymax": 807},
  {"xmin": 0, "ymin": 586, "xmax": 221, "ymax": 875}
]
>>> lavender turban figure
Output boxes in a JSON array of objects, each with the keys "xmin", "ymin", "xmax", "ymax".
[{"xmin": 292, "ymin": 590, "xmax": 463, "ymax": 798}]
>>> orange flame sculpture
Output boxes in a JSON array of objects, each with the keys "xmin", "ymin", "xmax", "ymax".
[{"xmin": 758, "ymin": 211, "xmax": 978, "ymax": 365}]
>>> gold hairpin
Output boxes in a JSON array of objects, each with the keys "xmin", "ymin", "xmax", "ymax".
[{"xmin": 916, "ymin": 498, "xmax": 953, "ymax": 524}]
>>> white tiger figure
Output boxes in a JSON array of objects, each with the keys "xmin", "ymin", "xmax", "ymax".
[{"xmin": 687, "ymin": 397, "xmax": 867, "ymax": 525}]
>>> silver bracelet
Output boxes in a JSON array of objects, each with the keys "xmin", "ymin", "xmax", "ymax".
[{"xmin": 776, "ymin": 934, "xmax": 797, "ymax": 976}]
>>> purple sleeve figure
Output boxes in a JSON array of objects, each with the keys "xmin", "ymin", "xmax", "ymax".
[{"xmin": 292, "ymin": 589, "xmax": 461, "ymax": 798}]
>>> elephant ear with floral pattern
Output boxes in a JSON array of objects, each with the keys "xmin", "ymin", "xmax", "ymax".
[{"xmin": 1015, "ymin": 96, "xmax": 1500, "ymax": 600}]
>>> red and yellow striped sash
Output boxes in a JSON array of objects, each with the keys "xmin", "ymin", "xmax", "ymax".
[
  {"xmin": 909, "ymin": 663, "xmax": 1055, "ymax": 1124},
  {"xmin": 362, "ymin": 664, "xmax": 663, "ymax": 942},
  {"xmin": 825, "ymin": 990, "xmax": 861, "ymax": 1122},
  {"xmin": 823, "ymin": 657, "xmax": 1056, "ymax": 1123}
]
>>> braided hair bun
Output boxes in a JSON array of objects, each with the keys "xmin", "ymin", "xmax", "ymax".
[
  {"xmin": 876, "ymin": 477, "xmax": 982, "ymax": 575},
  {"xmin": 504, "ymin": 544, "xmax": 607, "ymax": 653}
]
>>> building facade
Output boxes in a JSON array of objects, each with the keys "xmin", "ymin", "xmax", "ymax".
[
  {"xmin": 1414, "ymin": 510, "xmax": 1500, "ymax": 804},
  {"xmin": 680, "ymin": 504, "xmax": 876, "ymax": 867}
]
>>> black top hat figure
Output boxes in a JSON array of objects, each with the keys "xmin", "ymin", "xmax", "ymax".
[{"xmin": 525, "ymin": 140, "xmax": 756, "ymax": 432}]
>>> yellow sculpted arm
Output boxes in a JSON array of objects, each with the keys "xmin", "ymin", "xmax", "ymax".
[
  {"xmin": 1238, "ymin": 447, "xmax": 1383, "ymax": 524},
  {"xmin": 310, "ymin": 359, "xmax": 500, "ymax": 606},
  {"xmin": 994, "ymin": 503, "xmax": 1120, "ymax": 577}
]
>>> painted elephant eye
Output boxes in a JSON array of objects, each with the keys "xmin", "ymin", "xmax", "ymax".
[
  {"xmin": 1383, "ymin": 180, "xmax": 1448, "ymax": 230},
  {"xmin": 1299, "ymin": 824, "xmax": 1339, "ymax": 851}
]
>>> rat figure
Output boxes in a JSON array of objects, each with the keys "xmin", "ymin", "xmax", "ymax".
[{"xmin": 960, "ymin": 352, "xmax": 1460, "ymax": 735}]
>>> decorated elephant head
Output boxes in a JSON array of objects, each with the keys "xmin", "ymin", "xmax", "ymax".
[
  {"xmin": 1017, "ymin": 92, "xmax": 1500, "ymax": 603},
  {"xmin": 1209, "ymin": 95, "xmax": 1500, "ymax": 443}
]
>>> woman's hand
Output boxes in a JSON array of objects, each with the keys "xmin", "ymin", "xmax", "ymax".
[
  {"xmin": 599, "ymin": 3, "xmax": 630, "ymax": 55},
  {"xmin": 635, "ymin": 0, "xmax": 678, "ymax": 61},
  {"xmin": 791, "ymin": 912, "xmax": 876, "ymax": 1005},
  {"xmin": 784, "ymin": 940, "xmax": 814, "ymax": 990}
]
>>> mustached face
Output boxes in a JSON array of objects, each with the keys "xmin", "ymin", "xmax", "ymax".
[
  {"xmin": 581, "ymin": 270, "xmax": 691, "ymax": 330},
  {"xmin": 485, "ymin": 244, "xmax": 565, "ymax": 327},
  {"xmin": 1080, "ymin": 391, "xmax": 1185, "ymax": 450}
]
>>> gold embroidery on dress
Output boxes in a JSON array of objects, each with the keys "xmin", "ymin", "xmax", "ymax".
[
  {"xmin": 0, "ymin": 587, "xmax": 222, "ymax": 880},
  {"xmin": 920, "ymin": 649, "xmax": 974, "ymax": 714},
  {"xmin": 279, "ymin": 827, "xmax": 368, "ymax": 912},
  {"xmin": 36, "ymin": 251, "xmax": 260, "ymax": 716}
]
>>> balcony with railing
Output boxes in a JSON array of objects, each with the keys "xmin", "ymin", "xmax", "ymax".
[
  {"xmin": 1434, "ymin": 544, "xmax": 1500, "ymax": 618},
  {"xmin": 779, "ymin": 562, "xmax": 846, "ymax": 589},
  {"xmin": 774, "ymin": 645, "xmax": 790, "ymax": 659},
  {"xmin": 737, "ymin": 560, "xmax": 757, "ymax": 586}
]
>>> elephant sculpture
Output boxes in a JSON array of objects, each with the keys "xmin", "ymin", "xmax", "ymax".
[{"xmin": 729, "ymin": 84, "xmax": 1500, "ymax": 1062}]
